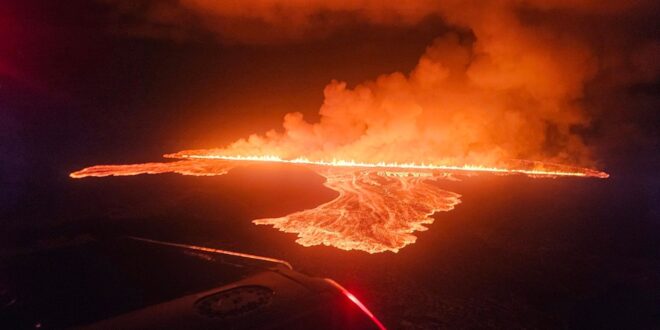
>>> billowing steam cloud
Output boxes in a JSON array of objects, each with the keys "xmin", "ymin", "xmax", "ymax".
[
  {"xmin": 207, "ymin": 28, "xmax": 595, "ymax": 166},
  {"xmin": 106, "ymin": 0, "xmax": 659, "ymax": 167}
]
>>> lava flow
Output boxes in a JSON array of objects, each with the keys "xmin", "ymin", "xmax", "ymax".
[
  {"xmin": 70, "ymin": 154, "xmax": 608, "ymax": 253},
  {"xmin": 254, "ymin": 169, "xmax": 461, "ymax": 253},
  {"xmin": 69, "ymin": 160, "xmax": 234, "ymax": 178}
]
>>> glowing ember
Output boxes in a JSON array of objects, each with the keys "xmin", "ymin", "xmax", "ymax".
[{"xmin": 70, "ymin": 153, "xmax": 608, "ymax": 253}]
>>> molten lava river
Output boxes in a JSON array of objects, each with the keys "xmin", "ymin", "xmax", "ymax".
[{"xmin": 71, "ymin": 154, "xmax": 608, "ymax": 253}]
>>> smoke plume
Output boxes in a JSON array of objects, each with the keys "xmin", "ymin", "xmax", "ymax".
[{"xmin": 106, "ymin": 0, "xmax": 659, "ymax": 167}]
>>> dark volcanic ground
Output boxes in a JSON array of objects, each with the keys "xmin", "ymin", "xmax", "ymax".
[{"xmin": 2, "ymin": 163, "xmax": 658, "ymax": 329}]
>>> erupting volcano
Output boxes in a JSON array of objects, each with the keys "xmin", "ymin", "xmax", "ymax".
[{"xmin": 67, "ymin": 0, "xmax": 623, "ymax": 253}]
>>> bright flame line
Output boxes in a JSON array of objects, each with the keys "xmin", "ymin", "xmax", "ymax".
[{"xmin": 172, "ymin": 154, "xmax": 609, "ymax": 178}]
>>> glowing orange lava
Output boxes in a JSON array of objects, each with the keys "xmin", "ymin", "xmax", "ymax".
[
  {"xmin": 254, "ymin": 169, "xmax": 461, "ymax": 253},
  {"xmin": 69, "ymin": 160, "xmax": 233, "ymax": 178},
  {"xmin": 70, "ymin": 154, "xmax": 608, "ymax": 253}
]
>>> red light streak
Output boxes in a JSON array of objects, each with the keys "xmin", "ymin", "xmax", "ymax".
[{"xmin": 324, "ymin": 278, "xmax": 387, "ymax": 330}]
